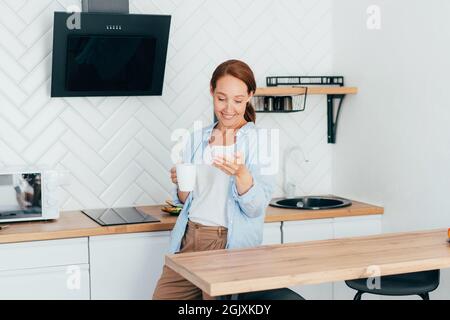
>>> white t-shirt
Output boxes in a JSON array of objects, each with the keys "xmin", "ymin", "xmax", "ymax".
[{"xmin": 188, "ymin": 143, "xmax": 237, "ymax": 227}]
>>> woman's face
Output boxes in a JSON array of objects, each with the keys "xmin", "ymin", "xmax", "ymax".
[{"xmin": 211, "ymin": 75, "xmax": 253, "ymax": 128}]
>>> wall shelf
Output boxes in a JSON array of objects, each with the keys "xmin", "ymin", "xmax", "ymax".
[
  {"xmin": 253, "ymin": 85, "xmax": 358, "ymax": 144},
  {"xmin": 254, "ymin": 86, "xmax": 358, "ymax": 96},
  {"xmin": 255, "ymin": 109, "xmax": 301, "ymax": 113}
]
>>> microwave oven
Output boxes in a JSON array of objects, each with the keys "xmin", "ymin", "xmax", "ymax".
[{"xmin": 0, "ymin": 169, "xmax": 59, "ymax": 223}]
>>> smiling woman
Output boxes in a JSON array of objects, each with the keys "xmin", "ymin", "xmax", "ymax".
[
  {"xmin": 152, "ymin": 60, "xmax": 278, "ymax": 300},
  {"xmin": 210, "ymin": 59, "xmax": 256, "ymax": 126}
]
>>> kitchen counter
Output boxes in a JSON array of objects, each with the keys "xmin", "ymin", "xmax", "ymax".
[
  {"xmin": 264, "ymin": 197, "xmax": 382, "ymax": 222},
  {"xmin": 0, "ymin": 196, "xmax": 383, "ymax": 244}
]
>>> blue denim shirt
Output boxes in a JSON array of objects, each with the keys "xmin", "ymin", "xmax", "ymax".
[{"xmin": 168, "ymin": 121, "xmax": 277, "ymax": 253}]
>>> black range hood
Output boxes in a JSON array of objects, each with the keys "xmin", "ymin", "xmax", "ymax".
[{"xmin": 51, "ymin": 11, "xmax": 171, "ymax": 97}]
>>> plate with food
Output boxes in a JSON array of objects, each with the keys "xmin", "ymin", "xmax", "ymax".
[{"xmin": 161, "ymin": 199, "xmax": 183, "ymax": 216}]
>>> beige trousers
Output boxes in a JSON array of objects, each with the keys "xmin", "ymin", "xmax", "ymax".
[{"xmin": 152, "ymin": 219, "xmax": 228, "ymax": 300}]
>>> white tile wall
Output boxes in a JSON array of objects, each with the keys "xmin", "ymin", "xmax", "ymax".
[{"xmin": 0, "ymin": 0, "xmax": 333, "ymax": 210}]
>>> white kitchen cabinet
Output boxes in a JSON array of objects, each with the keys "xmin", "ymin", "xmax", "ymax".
[
  {"xmin": 0, "ymin": 265, "xmax": 90, "ymax": 299},
  {"xmin": 283, "ymin": 219, "xmax": 334, "ymax": 300},
  {"xmin": 333, "ymin": 215, "xmax": 382, "ymax": 239},
  {"xmin": 89, "ymin": 231, "xmax": 171, "ymax": 300},
  {"xmin": 332, "ymin": 215, "xmax": 382, "ymax": 300},
  {"xmin": 0, "ymin": 237, "xmax": 90, "ymax": 299},
  {"xmin": 262, "ymin": 222, "xmax": 281, "ymax": 245},
  {"xmin": 0, "ymin": 237, "xmax": 88, "ymax": 272}
]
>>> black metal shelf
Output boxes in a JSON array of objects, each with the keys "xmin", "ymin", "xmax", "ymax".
[
  {"xmin": 254, "ymin": 76, "xmax": 356, "ymax": 144},
  {"xmin": 255, "ymin": 109, "xmax": 303, "ymax": 113},
  {"xmin": 266, "ymin": 76, "xmax": 344, "ymax": 87}
]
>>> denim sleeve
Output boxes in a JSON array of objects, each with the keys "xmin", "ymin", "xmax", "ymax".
[
  {"xmin": 170, "ymin": 132, "xmax": 194, "ymax": 206},
  {"xmin": 231, "ymin": 167, "xmax": 275, "ymax": 218},
  {"xmin": 231, "ymin": 129, "xmax": 277, "ymax": 218},
  {"xmin": 170, "ymin": 182, "xmax": 183, "ymax": 206}
]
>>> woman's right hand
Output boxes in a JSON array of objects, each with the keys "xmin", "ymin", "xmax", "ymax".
[
  {"xmin": 171, "ymin": 166, "xmax": 189, "ymax": 204},
  {"xmin": 170, "ymin": 167, "xmax": 178, "ymax": 185}
]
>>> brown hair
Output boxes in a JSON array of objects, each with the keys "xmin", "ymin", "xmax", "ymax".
[{"xmin": 210, "ymin": 59, "xmax": 256, "ymax": 123}]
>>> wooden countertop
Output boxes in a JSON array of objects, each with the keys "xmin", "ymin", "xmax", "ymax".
[
  {"xmin": 166, "ymin": 229, "xmax": 450, "ymax": 297},
  {"xmin": 0, "ymin": 196, "xmax": 383, "ymax": 244},
  {"xmin": 264, "ymin": 197, "xmax": 383, "ymax": 222}
]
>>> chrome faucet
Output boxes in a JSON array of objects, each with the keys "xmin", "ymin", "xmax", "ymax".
[{"xmin": 283, "ymin": 145, "xmax": 309, "ymax": 198}]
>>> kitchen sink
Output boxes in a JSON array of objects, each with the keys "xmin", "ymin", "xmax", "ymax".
[{"xmin": 269, "ymin": 196, "xmax": 352, "ymax": 210}]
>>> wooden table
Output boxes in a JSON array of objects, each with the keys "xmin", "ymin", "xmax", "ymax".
[{"xmin": 166, "ymin": 229, "xmax": 450, "ymax": 297}]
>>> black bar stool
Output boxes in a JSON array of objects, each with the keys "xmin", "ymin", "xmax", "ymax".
[
  {"xmin": 238, "ymin": 288, "xmax": 305, "ymax": 300},
  {"xmin": 345, "ymin": 270, "xmax": 440, "ymax": 300},
  {"xmin": 220, "ymin": 288, "xmax": 305, "ymax": 300}
]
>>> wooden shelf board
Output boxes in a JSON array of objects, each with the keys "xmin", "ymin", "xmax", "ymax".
[{"xmin": 254, "ymin": 86, "xmax": 358, "ymax": 96}]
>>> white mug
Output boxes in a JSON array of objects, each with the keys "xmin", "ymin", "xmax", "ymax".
[{"xmin": 176, "ymin": 163, "xmax": 196, "ymax": 192}]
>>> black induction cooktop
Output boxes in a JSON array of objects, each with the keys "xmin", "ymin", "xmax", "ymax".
[{"xmin": 82, "ymin": 207, "xmax": 160, "ymax": 226}]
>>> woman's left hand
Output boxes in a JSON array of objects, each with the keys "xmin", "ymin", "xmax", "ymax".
[
  {"xmin": 213, "ymin": 152, "xmax": 253, "ymax": 195},
  {"xmin": 212, "ymin": 151, "xmax": 245, "ymax": 176}
]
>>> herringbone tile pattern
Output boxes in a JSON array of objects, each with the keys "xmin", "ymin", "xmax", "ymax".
[{"xmin": 0, "ymin": 0, "xmax": 333, "ymax": 210}]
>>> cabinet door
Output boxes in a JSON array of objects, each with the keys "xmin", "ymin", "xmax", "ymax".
[
  {"xmin": 262, "ymin": 222, "xmax": 281, "ymax": 245},
  {"xmin": 0, "ymin": 237, "xmax": 88, "ymax": 272},
  {"xmin": 0, "ymin": 265, "xmax": 90, "ymax": 299},
  {"xmin": 283, "ymin": 220, "xmax": 334, "ymax": 300},
  {"xmin": 89, "ymin": 231, "xmax": 170, "ymax": 300},
  {"xmin": 333, "ymin": 215, "xmax": 382, "ymax": 239},
  {"xmin": 332, "ymin": 216, "xmax": 382, "ymax": 300}
]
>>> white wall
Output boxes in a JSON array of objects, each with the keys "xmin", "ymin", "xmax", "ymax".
[
  {"xmin": 0, "ymin": 0, "xmax": 334, "ymax": 210},
  {"xmin": 333, "ymin": 0, "xmax": 450, "ymax": 299}
]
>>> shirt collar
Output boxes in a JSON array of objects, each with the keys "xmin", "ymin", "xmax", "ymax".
[{"xmin": 203, "ymin": 120, "xmax": 254, "ymax": 139}]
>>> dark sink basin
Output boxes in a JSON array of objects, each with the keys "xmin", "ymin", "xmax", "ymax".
[{"xmin": 269, "ymin": 196, "xmax": 352, "ymax": 210}]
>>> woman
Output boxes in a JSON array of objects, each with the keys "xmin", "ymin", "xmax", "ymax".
[{"xmin": 152, "ymin": 59, "xmax": 276, "ymax": 300}]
